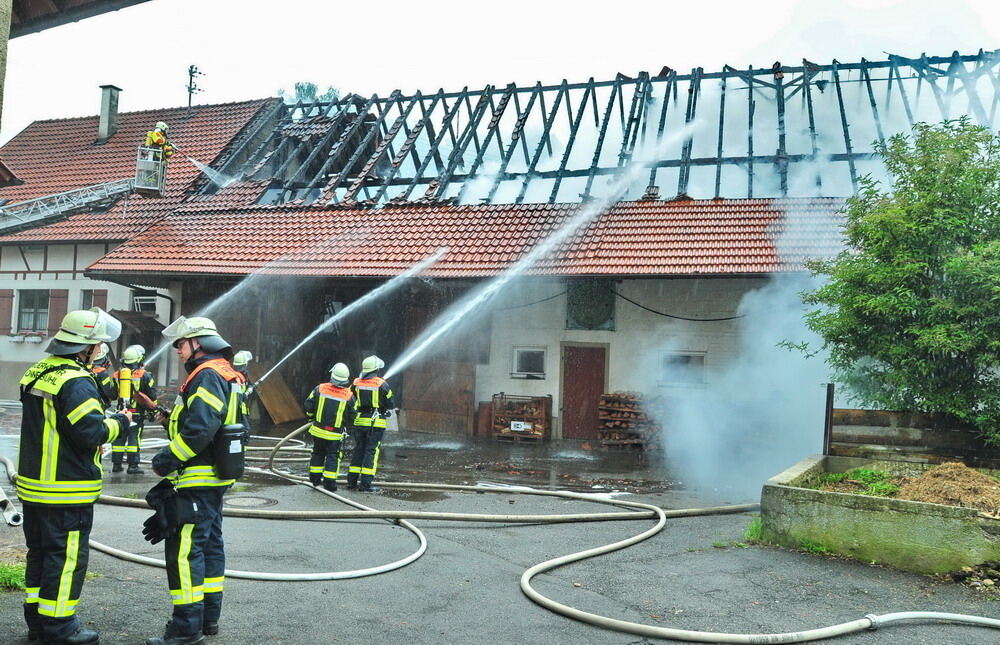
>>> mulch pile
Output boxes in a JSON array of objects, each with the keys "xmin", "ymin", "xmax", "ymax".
[{"xmin": 896, "ymin": 462, "xmax": 1000, "ymax": 517}]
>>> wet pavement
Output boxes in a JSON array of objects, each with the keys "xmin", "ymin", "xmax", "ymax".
[{"xmin": 1, "ymin": 404, "xmax": 998, "ymax": 644}]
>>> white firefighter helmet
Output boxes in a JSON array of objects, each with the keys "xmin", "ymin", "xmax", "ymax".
[
  {"xmin": 93, "ymin": 343, "xmax": 109, "ymax": 362},
  {"xmin": 330, "ymin": 363, "xmax": 351, "ymax": 385},
  {"xmin": 122, "ymin": 344, "xmax": 145, "ymax": 364},
  {"xmin": 233, "ymin": 350, "xmax": 254, "ymax": 366},
  {"xmin": 46, "ymin": 308, "xmax": 122, "ymax": 355},
  {"xmin": 162, "ymin": 316, "xmax": 230, "ymax": 353},
  {"xmin": 360, "ymin": 355, "xmax": 385, "ymax": 374},
  {"xmin": 155, "ymin": 121, "xmax": 168, "ymax": 132}
]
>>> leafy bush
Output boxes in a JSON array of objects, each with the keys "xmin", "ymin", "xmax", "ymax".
[
  {"xmin": 803, "ymin": 119, "xmax": 1000, "ymax": 444},
  {"xmin": 0, "ymin": 563, "xmax": 26, "ymax": 591}
]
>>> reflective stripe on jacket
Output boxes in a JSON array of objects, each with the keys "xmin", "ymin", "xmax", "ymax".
[
  {"xmin": 166, "ymin": 356, "xmax": 246, "ymax": 489},
  {"xmin": 17, "ymin": 356, "xmax": 124, "ymax": 505},
  {"xmin": 352, "ymin": 377, "xmax": 393, "ymax": 428},
  {"xmin": 304, "ymin": 383, "xmax": 354, "ymax": 439}
]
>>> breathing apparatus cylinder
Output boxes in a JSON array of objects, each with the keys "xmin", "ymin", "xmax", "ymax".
[
  {"xmin": 214, "ymin": 424, "xmax": 248, "ymax": 480},
  {"xmin": 118, "ymin": 367, "xmax": 133, "ymax": 412}
]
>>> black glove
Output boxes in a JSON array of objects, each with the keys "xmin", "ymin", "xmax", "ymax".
[
  {"xmin": 142, "ymin": 479, "xmax": 178, "ymax": 544},
  {"xmin": 151, "ymin": 449, "xmax": 183, "ymax": 476}
]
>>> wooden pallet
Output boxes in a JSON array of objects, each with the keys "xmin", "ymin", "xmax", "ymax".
[{"xmin": 494, "ymin": 432, "xmax": 544, "ymax": 443}]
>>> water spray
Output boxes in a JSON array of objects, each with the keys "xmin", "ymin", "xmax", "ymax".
[
  {"xmin": 384, "ymin": 124, "xmax": 697, "ymax": 380},
  {"xmin": 187, "ymin": 156, "xmax": 239, "ymax": 189},
  {"xmin": 248, "ymin": 247, "xmax": 448, "ymax": 394}
]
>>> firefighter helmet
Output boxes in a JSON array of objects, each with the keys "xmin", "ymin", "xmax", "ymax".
[
  {"xmin": 233, "ymin": 350, "xmax": 253, "ymax": 366},
  {"xmin": 93, "ymin": 343, "xmax": 109, "ymax": 361},
  {"xmin": 46, "ymin": 308, "xmax": 122, "ymax": 355},
  {"xmin": 122, "ymin": 344, "xmax": 145, "ymax": 365},
  {"xmin": 361, "ymin": 355, "xmax": 384, "ymax": 374},
  {"xmin": 155, "ymin": 121, "xmax": 168, "ymax": 132},
  {"xmin": 330, "ymin": 363, "xmax": 351, "ymax": 385},
  {"xmin": 162, "ymin": 316, "xmax": 231, "ymax": 353}
]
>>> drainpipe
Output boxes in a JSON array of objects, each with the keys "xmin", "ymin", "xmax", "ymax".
[
  {"xmin": 98, "ymin": 277, "xmax": 175, "ymax": 385},
  {"xmin": 823, "ymin": 383, "xmax": 835, "ymax": 456}
]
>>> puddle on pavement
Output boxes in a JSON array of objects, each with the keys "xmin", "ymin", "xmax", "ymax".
[{"xmin": 377, "ymin": 488, "xmax": 450, "ymax": 502}]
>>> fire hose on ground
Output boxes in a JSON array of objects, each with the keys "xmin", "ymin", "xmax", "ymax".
[{"xmin": 2, "ymin": 431, "xmax": 999, "ymax": 643}]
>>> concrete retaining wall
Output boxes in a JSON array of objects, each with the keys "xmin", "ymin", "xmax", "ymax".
[{"xmin": 760, "ymin": 455, "xmax": 1000, "ymax": 574}]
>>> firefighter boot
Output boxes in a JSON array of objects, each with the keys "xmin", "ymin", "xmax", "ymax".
[
  {"xmin": 127, "ymin": 462, "xmax": 144, "ymax": 475},
  {"xmin": 43, "ymin": 628, "xmax": 100, "ymax": 645},
  {"xmin": 358, "ymin": 476, "xmax": 380, "ymax": 493},
  {"xmin": 346, "ymin": 474, "xmax": 358, "ymax": 490},
  {"xmin": 202, "ymin": 622, "xmax": 218, "ymax": 636},
  {"xmin": 309, "ymin": 472, "xmax": 322, "ymax": 486},
  {"xmin": 111, "ymin": 456, "xmax": 124, "ymax": 473},
  {"xmin": 145, "ymin": 622, "xmax": 205, "ymax": 645},
  {"xmin": 323, "ymin": 478, "xmax": 337, "ymax": 492}
]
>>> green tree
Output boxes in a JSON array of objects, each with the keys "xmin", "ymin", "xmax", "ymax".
[
  {"xmin": 803, "ymin": 119, "xmax": 1000, "ymax": 443},
  {"xmin": 277, "ymin": 81, "xmax": 339, "ymax": 104}
]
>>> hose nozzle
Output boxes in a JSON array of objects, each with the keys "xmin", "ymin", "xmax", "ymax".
[{"xmin": 0, "ymin": 489, "xmax": 23, "ymax": 527}]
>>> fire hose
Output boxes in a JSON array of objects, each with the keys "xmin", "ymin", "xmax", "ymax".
[{"xmin": 3, "ymin": 433, "xmax": 999, "ymax": 642}]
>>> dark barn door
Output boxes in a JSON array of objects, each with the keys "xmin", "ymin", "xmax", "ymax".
[{"xmin": 560, "ymin": 345, "xmax": 606, "ymax": 439}]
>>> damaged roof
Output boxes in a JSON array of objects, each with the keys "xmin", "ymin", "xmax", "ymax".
[
  {"xmin": 0, "ymin": 97, "xmax": 280, "ymax": 243},
  {"xmin": 85, "ymin": 197, "xmax": 845, "ymax": 281}
]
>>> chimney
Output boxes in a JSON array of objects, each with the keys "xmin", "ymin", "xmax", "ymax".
[{"xmin": 97, "ymin": 84, "xmax": 123, "ymax": 142}]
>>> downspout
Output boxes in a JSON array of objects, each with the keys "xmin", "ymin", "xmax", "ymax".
[{"xmin": 97, "ymin": 276, "xmax": 176, "ymax": 386}]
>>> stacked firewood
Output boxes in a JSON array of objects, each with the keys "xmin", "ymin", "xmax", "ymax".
[
  {"xmin": 597, "ymin": 392, "xmax": 662, "ymax": 450},
  {"xmin": 491, "ymin": 393, "xmax": 551, "ymax": 440}
]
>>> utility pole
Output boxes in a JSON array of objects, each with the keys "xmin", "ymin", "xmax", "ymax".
[{"xmin": 186, "ymin": 64, "xmax": 204, "ymax": 109}]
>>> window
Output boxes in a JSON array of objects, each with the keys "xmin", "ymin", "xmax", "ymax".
[
  {"xmin": 18, "ymin": 290, "xmax": 49, "ymax": 332},
  {"xmin": 512, "ymin": 346, "xmax": 546, "ymax": 379},
  {"xmin": 81, "ymin": 289, "xmax": 95, "ymax": 310},
  {"xmin": 566, "ymin": 279, "xmax": 615, "ymax": 330},
  {"xmin": 660, "ymin": 352, "xmax": 706, "ymax": 385},
  {"xmin": 132, "ymin": 290, "xmax": 157, "ymax": 314}
]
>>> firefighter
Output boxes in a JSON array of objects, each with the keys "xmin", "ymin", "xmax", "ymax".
[
  {"xmin": 349, "ymin": 355, "xmax": 394, "ymax": 492},
  {"xmin": 145, "ymin": 316, "xmax": 247, "ymax": 645},
  {"xmin": 112, "ymin": 344, "xmax": 158, "ymax": 474},
  {"xmin": 17, "ymin": 308, "xmax": 131, "ymax": 645},
  {"xmin": 89, "ymin": 342, "xmax": 117, "ymax": 405},
  {"xmin": 304, "ymin": 363, "xmax": 355, "ymax": 491},
  {"xmin": 144, "ymin": 121, "xmax": 175, "ymax": 161},
  {"xmin": 232, "ymin": 350, "xmax": 253, "ymax": 381}
]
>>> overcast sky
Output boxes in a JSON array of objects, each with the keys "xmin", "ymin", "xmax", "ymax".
[{"xmin": 2, "ymin": 0, "xmax": 998, "ymax": 144}]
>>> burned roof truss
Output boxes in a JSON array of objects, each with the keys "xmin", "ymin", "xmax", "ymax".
[{"xmin": 211, "ymin": 50, "xmax": 1000, "ymax": 207}]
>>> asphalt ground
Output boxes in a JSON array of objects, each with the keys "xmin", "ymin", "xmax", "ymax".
[{"xmin": 1, "ymin": 422, "xmax": 998, "ymax": 644}]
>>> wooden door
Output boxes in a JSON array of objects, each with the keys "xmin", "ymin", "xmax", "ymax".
[{"xmin": 561, "ymin": 345, "xmax": 606, "ymax": 439}]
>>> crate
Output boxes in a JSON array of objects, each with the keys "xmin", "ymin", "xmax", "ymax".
[
  {"xmin": 597, "ymin": 391, "xmax": 662, "ymax": 450},
  {"xmin": 491, "ymin": 393, "xmax": 551, "ymax": 441}
]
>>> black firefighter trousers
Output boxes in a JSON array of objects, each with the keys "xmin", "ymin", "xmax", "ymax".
[
  {"xmin": 162, "ymin": 487, "xmax": 227, "ymax": 638},
  {"xmin": 22, "ymin": 504, "xmax": 94, "ymax": 642},
  {"xmin": 348, "ymin": 426, "xmax": 384, "ymax": 489}
]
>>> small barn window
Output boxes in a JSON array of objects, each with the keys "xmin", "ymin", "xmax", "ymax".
[
  {"xmin": 566, "ymin": 279, "xmax": 615, "ymax": 330},
  {"xmin": 660, "ymin": 352, "xmax": 706, "ymax": 385},
  {"xmin": 512, "ymin": 346, "xmax": 546, "ymax": 379}
]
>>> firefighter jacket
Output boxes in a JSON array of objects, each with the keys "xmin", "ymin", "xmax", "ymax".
[
  {"xmin": 352, "ymin": 376, "xmax": 394, "ymax": 428},
  {"xmin": 144, "ymin": 130, "xmax": 174, "ymax": 158},
  {"xmin": 90, "ymin": 359, "xmax": 116, "ymax": 405},
  {"xmin": 113, "ymin": 365, "xmax": 158, "ymax": 414},
  {"xmin": 17, "ymin": 356, "xmax": 127, "ymax": 506},
  {"xmin": 157, "ymin": 353, "xmax": 247, "ymax": 490},
  {"xmin": 304, "ymin": 383, "xmax": 355, "ymax": 440}
]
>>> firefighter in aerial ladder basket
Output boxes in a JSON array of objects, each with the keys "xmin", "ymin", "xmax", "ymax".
[
  {"xmin": 112, "ymin": 344, "xmax": 157, "ymax": 474},
  {"xmin": 17, "ymin": 308, "xmax": 131, "ymax": 645},
  {"xmin": 304, "ymin": 363, "xmax": 355, "ymax": 491},
  {"xmin": 349, "ymin": 355, "xmax": 394, "ymax": 492},
  {"xmin": 145, "ymin": 121, "xmax": 175, "ymax": 161}
]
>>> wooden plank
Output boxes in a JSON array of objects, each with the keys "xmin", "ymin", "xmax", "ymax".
[{"xmin": 248, "ymin": 362, "xmax": 305, "ymax": 425}]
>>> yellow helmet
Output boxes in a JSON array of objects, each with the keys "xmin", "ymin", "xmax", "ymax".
[
  {"xmin": 361, "ymin": 355, "xmax": 384, "ymax": 374},
  {"xmin": 233, "ymin": 350, "xmax": 254, "ymax": 366},
  {"xmin": 122, "ymin": 344, "xmax": 145, "ymax": 364},
  {"xmin": 155, "ymin": 121, "xmax": 168, "ymax": 132},
  {"xmin": 46, "ymin": 308, "xmax": 122, "ymax": 355},
  {"xmin": 162, "ymin": 316, "xmax": 230, "ymax": 353},
  {"xmin": 330, "ymin": 362, "xmax": 351, "ymax": 385},
  {"xmin": 93, "ymin": 343, "xmax": 109, "ymax": 362}
]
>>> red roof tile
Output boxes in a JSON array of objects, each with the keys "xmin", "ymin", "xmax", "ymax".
[
  {"xmin": 0, "ymin": 98, "xmax": 279, "ymax": 243},
  {"xmin": 87, "ymin": 198, "xmax": 845, "ymax": 279}
]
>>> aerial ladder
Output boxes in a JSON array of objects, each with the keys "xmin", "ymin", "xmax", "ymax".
[{"xmin": 0, "ymin": 146, "xmax": 168, "ymax": 234}]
